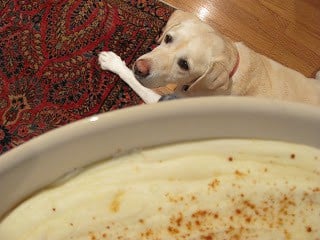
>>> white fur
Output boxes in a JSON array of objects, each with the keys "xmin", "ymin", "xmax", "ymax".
[
  {"xmin": 98, "ymin": 51, "xmax": 161, "ymax": 104},
  {"xmin": 316, "ymin": 70, "xmax": 320, "ymax": 81}
]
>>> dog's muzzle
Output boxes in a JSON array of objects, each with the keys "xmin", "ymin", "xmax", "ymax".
[{"xmin": 133, "ymin": 59, "xmax": 150, "ymax": 78}]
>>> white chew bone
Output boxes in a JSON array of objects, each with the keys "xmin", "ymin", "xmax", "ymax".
[{"xmin": 98, "ymin": 51, "xmax": 161, "ymax": 104}]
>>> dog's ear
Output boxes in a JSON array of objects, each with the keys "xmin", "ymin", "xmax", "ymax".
[
  {"xmin": 188, "ymin": 39, "xmax": 238, "ymax": 95},
  {"xmin": 188, "ymin": 57, "xmax": 231, "ymax": 95},
  {"xmin": 158, "ymin": 10, "xmax": 198, "ymax": 43}
]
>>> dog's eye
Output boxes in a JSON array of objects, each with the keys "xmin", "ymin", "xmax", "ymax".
[
  {"xmin": 178, "ymin": 58, "xmax": 189, "ymax": 71},
  {"xmin": 164, "ymin": 34, "xmax": 173, "ymax": 44}
]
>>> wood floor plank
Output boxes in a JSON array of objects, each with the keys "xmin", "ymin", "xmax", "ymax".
[
  {"xmin": 285, "ymin": 23, "xmax": 320, "ymax": 56},
  {"xmin": 261, "ymin": 0, "xmax": 320, "ymax": 35}
]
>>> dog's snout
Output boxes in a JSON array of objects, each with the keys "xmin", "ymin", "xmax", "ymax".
[{"xmin": 134, "ymin": 59, "xmax": 150, "ymax": 78}]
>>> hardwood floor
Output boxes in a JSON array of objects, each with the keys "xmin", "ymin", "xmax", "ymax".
[{"xmin": 161, "ymin": 0, "xmax": 320, "ymax": 77}]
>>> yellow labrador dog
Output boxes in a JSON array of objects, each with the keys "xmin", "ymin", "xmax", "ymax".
[{"xmin": 100, "ymin": 10, "xmax": 320, "ymax": 105}]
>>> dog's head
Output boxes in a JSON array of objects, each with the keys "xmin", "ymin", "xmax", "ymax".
[{"xmin": 133, "ymin": 10, "xmax": 238, "ymax": 96}]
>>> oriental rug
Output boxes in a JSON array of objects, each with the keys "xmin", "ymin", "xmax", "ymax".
[{"xmin": 0, "ymin": 0, "xmax": 173, "ymax": 154}]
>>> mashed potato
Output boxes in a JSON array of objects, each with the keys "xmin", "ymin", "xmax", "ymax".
[{"xmin": 0, "ymin": 139, "xmax": 319, "ymax": 239}]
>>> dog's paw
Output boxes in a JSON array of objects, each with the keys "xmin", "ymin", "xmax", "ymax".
[{"xmin": 98, "ymin": 51, "xmax": 126, "ymax": 73}]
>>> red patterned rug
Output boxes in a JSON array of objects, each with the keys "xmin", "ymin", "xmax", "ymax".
[{"xmin": 0, "ymin": 0, "xmax": 173, "ymax": 154}]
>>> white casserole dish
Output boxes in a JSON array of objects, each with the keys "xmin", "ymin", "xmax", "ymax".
[{"xmin": 0, "ymin": 96, "xmax": 320, "ymax": 219}]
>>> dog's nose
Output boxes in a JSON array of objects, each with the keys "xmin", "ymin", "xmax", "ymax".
[{"xmin": 134, "ymin": 59, "xmax": 150, "ymax": 78}]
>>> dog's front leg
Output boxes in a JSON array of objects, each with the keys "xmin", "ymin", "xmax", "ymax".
[{"xmin": 98, "ymin": 51, "xmax": 161, "ymax": 104}]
